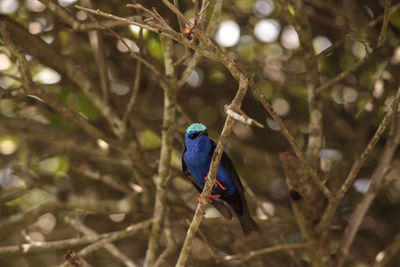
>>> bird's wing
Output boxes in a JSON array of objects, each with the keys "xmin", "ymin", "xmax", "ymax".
[
  {"xmin": 209, "ymin": 140, "xmax": 247, "ymax": 203},
  {"xmin": 182, "ymin": 145, "xmax": 233, "ymax": 219}
]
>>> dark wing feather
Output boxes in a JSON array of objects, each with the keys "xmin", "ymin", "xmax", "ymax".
[
  {"xmin": 210, "ymin": 140, "xmax": 259, "ymax": 235},
  {"xmin": 209, "ymin": 140, "xmax": 246, "ymax": 201}
]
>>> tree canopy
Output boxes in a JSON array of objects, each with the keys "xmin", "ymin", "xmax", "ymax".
[{"xmin": 1, "ymin": 0, "xmax": 400, "ymax": 266}]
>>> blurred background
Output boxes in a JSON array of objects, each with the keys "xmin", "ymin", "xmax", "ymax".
[{"xmin": 0, "ymin": 0, "xmax": 400, "ymax": 266}]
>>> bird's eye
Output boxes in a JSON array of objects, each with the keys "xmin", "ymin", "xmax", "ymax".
[{"xmin": 189, "ymin": 134, "xmax": 196, "ymax": 140}]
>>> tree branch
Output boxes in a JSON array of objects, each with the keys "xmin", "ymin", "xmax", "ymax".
[
  {"xmin": 175, "ymin": 74, "xmax": 249, "ymax": 267},
  {"xmin": 317, "ymin": 86, "xmax": 400, "ymax": 235}
]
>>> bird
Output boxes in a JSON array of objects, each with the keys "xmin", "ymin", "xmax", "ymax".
[{"xmin": 182, "ymin": 122, "xmax": 259, "ymax": 235}]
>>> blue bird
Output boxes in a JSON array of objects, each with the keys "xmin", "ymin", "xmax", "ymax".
[{"xmin": 182, "ymin": 123, "xmax": 258, "ymax": 235}]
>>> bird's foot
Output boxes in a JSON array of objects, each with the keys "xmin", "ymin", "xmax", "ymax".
[
  {"xmin": 197, "ymin": 194, "xmax": 221, "ymax": 203},
  {"xmin": 204, "ymin": 174, "xmax": 226, "ymax": 191}
]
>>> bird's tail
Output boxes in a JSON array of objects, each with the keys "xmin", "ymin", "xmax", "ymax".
[{"xmin": 237, "ymin": 208, "xmax": 259, "ymax": 235}]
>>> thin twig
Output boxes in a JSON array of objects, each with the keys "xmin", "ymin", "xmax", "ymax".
[
  {"xmin": 316, "ymin": 50, "xmax": 375, "ymax": 94},
  {"xmin": 220, "ymin": 243, "xmax": 307, "ymax": 263},
  {"xmin": 123, "ymin": 59, "xmax": 142, "ymax": 124},
  {"xmin": 59, "ymin": 219, "xmax": 152, "ymax": 267},
  {"xmin": 318, "ymin": 2, "xmax": 400, "ymax": 57},
  {"xmin": 143, "ymin": 35, "xmax": 177, "ymax": 267},
  {"xmin": 0, "ymin": 219, "xmax": 152, "ymax": 255},
  {"xmin": 249, "ymin": 79, "xmax": 333, "ymax": 201},
  {"xmin": 317, "ymin": 86, "xmax": 400, "ymax": 235},
  {"xmin": 38, "ymin": 0, "xmax": 134, "ymax": 31},
  {"xmin": 175, "ymin": 74, "xmax": 249, "ymax": 267},
  {"xmin": 377, "ymin": 0, "xmax": 392, "ymax": 48},
  {"xmin": 372, "ymin": 232, "xmax": 400, "ymax": 267},
  {"xmin": 336, "ymin": 112, "xmax": 400, "ymax": 267},
  {"xmin": 162, "ymin": 0, "xmax": 193, "ymax": 27},
  {"xmin": 65, "ymin": 216, "xmax": 138, "ymax": 267},
  {"xmin": 225, "ymin": 107, "xmax": 264, "ymax": 128}
]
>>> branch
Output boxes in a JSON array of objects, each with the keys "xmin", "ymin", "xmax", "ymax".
[
  {"xmin": 0, "ymin": 219, "xmax": 152, "ymax": 255},
  {"xmin": 175, "ymin": 74, "xmax": 249, "ymax": 267},
  {"xmin": 225, "ymin": 106, "xmax": 264, "ymax": 128},
  {"xmin": 38, "ymin": 0, "xmax": 136, "ymax": 31},
  {"xmin": 372, "ymin": 232, "xmax": 400, "ymax": 267},
  {"xmin": 317, "ymin": 2, "xmax": 400, "ymax": 57},
  {"xmin": 1, "ymin": 15, "xmax": 125, "ymax": 139},
  {"xmin": 336, "ymin": 112, "xmax": 400, "ymax": 267},
  {"xmin": 377, "ymin": 0, "xmax": 392, "ymax": 48},
  {"xmin": 143, "ymin": 34, "xmax": 177, "ymax": 267},
  {"xmin": 65, "ymin": 216, "xmax": 138, "ymax": 267},
  {"xmin": 317, "ymin": 86, "xmax": 400, "ymax": 235},
  {"xmin": 220, "ymin": 243, "xmax": 307, "ymax": 263},
  {"xmin": 316, "ymin": 49, "xmax": 376, "ymax": 94},
  {"xmin": 249, "ymin": 80, "xmax": 333, "ymax": 201}
]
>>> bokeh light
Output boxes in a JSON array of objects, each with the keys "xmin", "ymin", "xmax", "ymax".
[
  {"xmin": 351, "ymin": 41, "xmax": 367, "ymax": 59},
  {"xmin": 0, "ymin": 0, "xmax": 18, "ymax": 14},
  {"xmin": 253, "ymin": 0, "xmax": 274, "ymax": 17},
  {"xmin": 0, "ymin": 53, "xmax": 11, "ymax": 71},
  {"xmin": 110, "ymin": 81, "xmax": 130, "ymax": 95},
  {"xmin": 187, "ymin": 68, "xmax": 204, "ymax": 87},
  {"xmin": 28, "ymin": 21, "xmax": 43, "ymax": 35},
  {"xmin": 0, "ymin": 137, "xmax": 18, "ymax": 155},
  {"xmin": 215, "ymin": 20, "xmax": 240, "ymax": 47},
  {"xmin": 343, "ymin": 87, "xmax": 358, "ymax": 103},
  {"xmin": 266, "ymin": 117, "xmax": 280, "ymax": 131},
  {"xmin": 129, "ymin": 25, "xmax": 149, "ymax": 39},
  {"xmin": 354, "ymin": 178, "xmax": 371, "ymax": 194},
  {"xmin": 33, "ymin": 67, "xmax": 61, "ymax": 84},
  {"xmin": 57, "ymin": 0, "xmax": 76, "ymax": 7},
  {"xmin": 272, "ymin": 98, "xmax": 290, "ymax": 116},
  {"xmin": 25, "ymin": 0, "xmax": 46, "ymax": 12},
  {"xmin": 281, "ymin": 25, "xmax": 300, "ymax": 49},
  {"xmin": 76, "ymin": 10, "xmax": 87, "ymax": 21},
  {"xmin": 116, "ymin": 38, "xmax": 139, "ymax": 53},
  {"xmin": 254, "ymin": 19, "xmax": 280, "ymax": 42},
  {"xmin": 109, "ymin": 213, "xmax": 126, "ymax": 222},
  {"xmin": 313, "ymin": 36, "xmax": 332, "ymax": 54}
]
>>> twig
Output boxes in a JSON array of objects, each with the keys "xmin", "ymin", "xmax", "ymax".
[
  {"xmin": 143, "ymin": 35, "xmax": 177, "ymax": 267},
  {"xmin": 59, "ymin": 219, "xmax": 152, "ymax": 266},
  {"xmin": 123, "ymin": 59, "xmax": 142, "ymax": 124},
  {"xmin": 175, "ymin": 74, "xmax": 249, "ymax": 267},
  {"xmin": 317, "ymin": 86, "xmax": 400, "ymax": 235},
  {"xmin": 281, "ymin": 0, "xmax": 323, "ymax": 165},
  {"xmin": 336, "ymin": 112, "xmax": 400, "ymax": 267},
  {"xmin": 73, "ymin": 163, "xmax": 137, "ymax": 197},
  {"xmin": 225, "ymin": 107, "xmax": 264, "ymax": 128},
  {"xmin": 316, "ymin": 50, "xmax": 375, "ymax": 94},
  {"xmin": 377, "ymin": 0, "xmax": 392, "ymax": 48},
  {"xmin": 65, "ymin": 216, "xmax": 138, "ymax": 267},
  {"xmin": 0, "ymin": 219, "xmax": 152, "ymax": 255},
  {"xmin": 75, "ymin": 5, "xmax": 158, "ymax": 33},
  {"xmin": 318, "ymin": 2, "xmax": 400, "ymax": 57},
  {"xmin": 220, "ymin": 243, "xmax": 307, "ymax": 263},
  {"xmin": 372, "ymin": 232, "xmax": 400, "ymax": 267},
  {"xmin": 38, "ymin": 0, "xmax": 134, "ymax": 31},
  {"xmin": 153, "ymin": 211, "xmax": 177, "ymax": 267},
  {"xmin": 249, "ymin": 79, "xmax": 333, "ymax": 201},
  {"xmin": 95, "ymin": 30, "xmax": 109, "ymax": 101},
  {"xmin": 162, "ymin": 0, "xmax": 193, "ymax": 27}
]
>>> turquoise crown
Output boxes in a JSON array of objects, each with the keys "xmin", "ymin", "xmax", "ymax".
[{"xmin": 186, "ymin": 123, "xmax": 207, "ymax": 133}]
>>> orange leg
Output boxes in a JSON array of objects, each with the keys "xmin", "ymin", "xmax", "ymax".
[
  {"xmin": 204, "ymin": 174, "xmax": 226, "ymax": 191},
  {"xmin": 198, "ymin": 194, "xmax": 221, "ymax": 203}
]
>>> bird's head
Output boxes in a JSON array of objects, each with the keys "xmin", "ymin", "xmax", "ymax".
[{"xmin": 184, "ymin": 123, "xmax": 211, "ymax": 153}]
